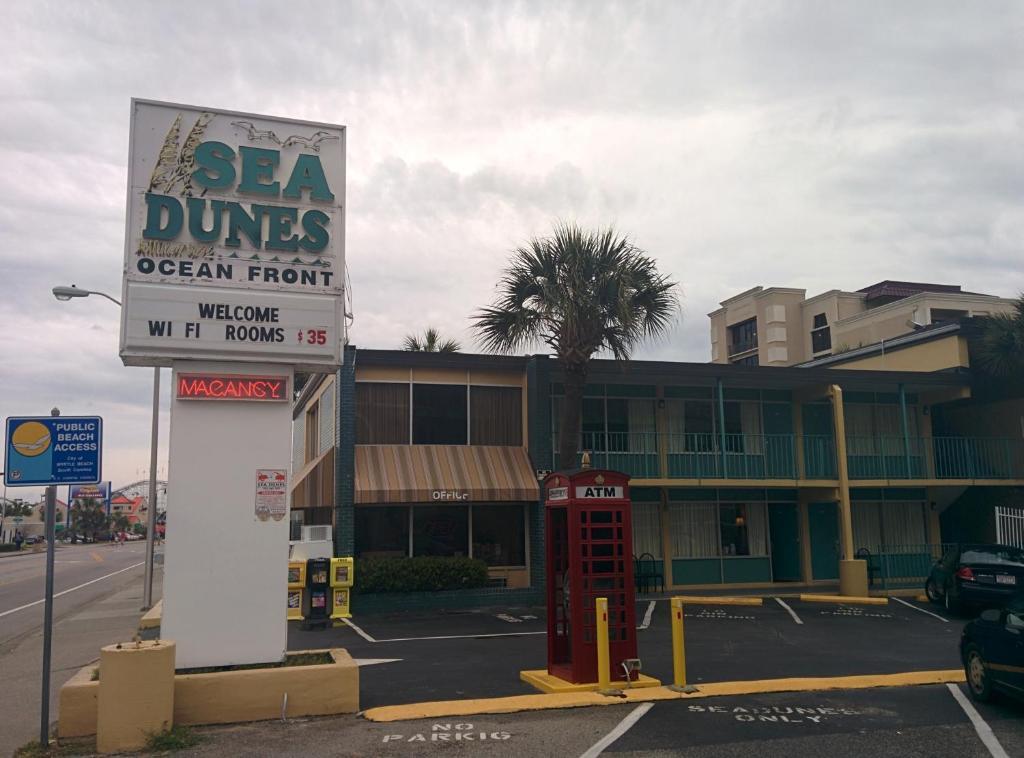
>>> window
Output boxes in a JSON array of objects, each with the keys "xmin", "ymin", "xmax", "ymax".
[
  {"xmin": 668, "ymin": 501, "xmax": 769, "ymax": 558},
  {"xmin": 851, "ymin": 501, "xmax": 927, "ymax": 553},
  {"xmin": 356, "ymin": 383, "xmax": 410, "ymax": 444},
  {"xmin": 355, "ymin": 506, "xmax": 410, "ymax": 558},
  {"xmin": 811, "ymin": 313, "xmax": 831, "ymax": 354},
  {"xmin": 727, "ymin": 318, "xmax": 758, "ymax": 356},
  {"xmin": 412, "ymin": 384, "xmax": 468, "ymax": 444},
  {"xmin": 470, "ymin": 386, "xmax": 522, "ymax": 445},
  {"xmin": 304, "ymin": 404, "xmax": 319, "ymax": 464},
  {"xmin": 632, "ymin": 502, "xmax": 662, "ymax": 559},
  {"xmin": 413, "ymin": 505, "xmax": 469, "ymax": 556},
  {"xmin": 733, "ymin": 354, "xmax": 759, "ymax": 366},
  {"xmin": 472, "ymin": 505, "xmax": 525, "ymax": 566},
  {"xmin": 719, "ymin": 503, "xmax": 768, "ymax": 556}
]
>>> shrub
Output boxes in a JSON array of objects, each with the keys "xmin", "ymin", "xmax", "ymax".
[
  {"xmin": 0, "ymin": 544, "xmax": 21, "ymax": 553},
  {"xmin": 354, "ymin": 556, "xmax": 489, "ymax": 594}
]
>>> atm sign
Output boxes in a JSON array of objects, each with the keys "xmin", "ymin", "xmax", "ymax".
[
  {"xmin": 576, "ymin": 486, "xmax": 624, "ymax": 499},
  {"xmin": 176, "ymin": 373, "xmax": 289, "ymax": 401}
]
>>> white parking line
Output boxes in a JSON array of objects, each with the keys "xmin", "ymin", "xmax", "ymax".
[
  {"xmin": 774, "ymin": 597, "xmax": 803, "ymax": 624},
  {"xmin": 638, "ymin": 600, "xmax": 656, "ymax": 630},
  {"xmin": 377, "ymin": 631, "xmax": 546, "ymax": 643},
  {"xmin": 341, "ymin": 617, "xmax": 378, "ymax": 642},
  {"xmin": 893, "ymin": 596, "xmax": 949, "ymax": 622},
  {"xmin": 946, "ymin": 683, "xmax": 1010, "ymax": 758},
  {"xmin": 0, "ymin": 562, "xmax": 144, "ymax": 619},
  {"xmin": 579, "ymin": 702, "xmax": 654, "ymax": 758}
]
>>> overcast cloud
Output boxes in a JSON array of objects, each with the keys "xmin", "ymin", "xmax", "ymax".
[{"xmin": 2, "ymin": 0, "xmax": 1022, "ymax": 499}]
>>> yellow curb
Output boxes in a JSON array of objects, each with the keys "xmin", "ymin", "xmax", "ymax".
[
  {"xmin": 673, "ymin": 596, "xmax": 764, "ymax": 606},
  {"xmin": 139, "ymin": 600, "xmax": 162, "ymax": 630},
  {"xmin": 361, "ymin": 669, "xmax": 965, "ymax": 722},
  {"xmin": 915, "ymin": 594, "xmax": 929, "ymax": 603},
  {"xmin": 800, "ymin": 594, "xmax": 888, "ymax": 606}
]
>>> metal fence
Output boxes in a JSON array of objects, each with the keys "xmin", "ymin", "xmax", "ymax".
[
  {"xmin": 858, "ymin": 542, "xmax": 953, "ymax": 590},
  {"xmin": 996, "ymin": 506, "xmax": 1024, "ymax": 548}
]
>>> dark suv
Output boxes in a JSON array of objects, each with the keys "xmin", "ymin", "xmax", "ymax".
[{"xmin": 926, "ymin": 544, "xmax": 1024, "ymax": 614}]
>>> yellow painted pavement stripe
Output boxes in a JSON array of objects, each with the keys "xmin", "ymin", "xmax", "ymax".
[
  {"xmin": 800, "ymin": 593, "xmax": 888, "ymax": 606},
  {"xmin": 90, "ymin": 551, "xmax": 104, "ymax": 563},
  {"xmin": 362, "ymin": 669, "xmax": 966, "ymax": 722}
]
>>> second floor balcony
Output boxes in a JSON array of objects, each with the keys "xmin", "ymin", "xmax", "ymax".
[{"xmin": 552, "ymin": 432, "xmax": 1024, "ymax": 482}]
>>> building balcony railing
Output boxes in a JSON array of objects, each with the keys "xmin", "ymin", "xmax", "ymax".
[
  {"xmin": 727, "ymin": 340, "xmax": 758, "ymax": 357},
  {"xmin": 551, "ymin": 432, "xmax": 1024, "ymax": 481}
]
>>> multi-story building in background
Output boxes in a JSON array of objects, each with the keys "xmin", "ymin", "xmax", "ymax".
[
  {"xmin": 708, "ymin": 281, "xmax": 1015, "ymax": 368},
  {"xmin": 292, "ymin": 345, "xmax": 1024, "ymax": 602}
]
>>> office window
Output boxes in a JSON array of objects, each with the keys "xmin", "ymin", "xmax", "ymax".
[
  {"xmin": 727, "ymin": 318, "xmax": 758, "ymax": 356},
  {"xmin": 413, "ymin": 505, "xmax": 469, "ymax": 556},
  {"xmin": 811, "ymin": 313, "xmax": 832, "ymax": 354},
  {"xmin": 356, "ymin": 383, "xmax": 410, "ymax": 444},
  {"xmin": 304, "ymin": 404, "xmax": 319, "ymax": 464},
  {"xmin": 412, "ymin": 384, "xmax": 468, "ymax": 444},
  {"xmin": 470, "ymin": 386, "xmax": 522, "ymax": 445},
  {"xmin": 472, "ymin": 504, "xmax": 525, "ymax": 566},
  {"xmin": 355, "ymin": 506, "xmax": 410, "ymax": 558}
]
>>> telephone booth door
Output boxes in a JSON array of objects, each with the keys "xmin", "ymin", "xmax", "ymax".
[{"xmin": 544, "ymin": 469, "xmax": 637, "ymax": 684}]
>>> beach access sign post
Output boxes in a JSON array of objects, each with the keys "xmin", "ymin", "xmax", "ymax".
[
  {"xmin": 4, "ymin": 416, "xmax": 102, "ymax": 487},
  {"xmin": 119, "ymin": 99, "xmax": 346, "ymax": 668},
  {"xmin": 4, "ymin": 412, "xmax": 103, "ymax": 745}
]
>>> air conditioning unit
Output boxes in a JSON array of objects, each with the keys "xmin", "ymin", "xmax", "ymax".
[{"xmin": 301, "ymin": 525, "xmax": 332, "ymax": 542}]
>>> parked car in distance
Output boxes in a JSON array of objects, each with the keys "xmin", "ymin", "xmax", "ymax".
[
  {"xmin": 927, "ymin": 544, "xmax": 1024, "ymax": 614},
  {"xmin": 960, "ymin": 594, "xmax": 1024, "ymax": 703}
]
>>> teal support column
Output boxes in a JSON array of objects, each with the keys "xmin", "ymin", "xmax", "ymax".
[
  {"xmin": 717, "ymin": 378, "xmax": 727, "ymax": 478},
  {"xmin": 899, "ymin": 383, "xmax": 912, "ymax": 479}
]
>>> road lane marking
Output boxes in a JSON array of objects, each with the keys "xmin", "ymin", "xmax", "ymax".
[
  {"xmin": 893, "ymin": 596, "xmax": 948, "ymax": 622},
  {"xmin": 638, "ymin": 600, "xmax": 656, "ymax": 630},
  {"xmin": 90, "ymin": 551, "xmax": 104, "ymax": 563},
  {"xmin": 0, "ymin": 562, "xmax": 144, "ymax": 619},
  {"xmin": 775, "ymin": 597, "xmax": 803, "ymax": 624},
  {"xmin": 579, "ymin": 702, "xmax": 654, "ymax": 758},
  {"xmin": 341, "ymin": 617, "xmax": 377, "ymax": 642},
  {"xmin": 354, "ymin": 658, "xmax": 402, "ymax": 667},
  {"xmin": 946, "ymin": 683, "xmax": 1010, "ymax": 758},
  {"xmin": 378, "ymin": 631, "xmax": 546, "ymax": 642}
]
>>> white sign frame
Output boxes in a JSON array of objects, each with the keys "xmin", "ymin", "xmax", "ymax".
[{"xmin": 119, "ymin": 99, "xmax": 346, "ymax": 370}]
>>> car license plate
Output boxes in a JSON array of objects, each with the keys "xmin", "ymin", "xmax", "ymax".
[{"xmin": 996, "ymin": 574, "xmax": 1017, "ymax": 585}]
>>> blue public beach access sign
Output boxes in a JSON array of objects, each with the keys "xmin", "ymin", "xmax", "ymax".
[{"xmin": 4, "ymin": 416, "xmax": 103, "ymax": 487}]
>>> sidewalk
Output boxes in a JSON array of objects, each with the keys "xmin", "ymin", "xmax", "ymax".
[{"xmin": 0, "ymin": 564, "xmax": 161, "ymax": 757}]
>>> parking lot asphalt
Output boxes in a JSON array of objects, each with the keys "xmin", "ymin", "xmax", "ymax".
[
  {"xmin": 287, "ymin": 596, "xmax": 963, "ymax": 710},
  {"xmin": 166, "ymin": 683, "xmax": 1024, "ymax": 757}
]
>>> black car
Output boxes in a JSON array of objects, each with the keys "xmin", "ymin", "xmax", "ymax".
[
  {"xmin": 960, "ymin": 595, "xmax": 1024, "ymax": 702},
  {"xmin": 925, "ymin": 544, "xmax": 1024, "ymax": 614}
]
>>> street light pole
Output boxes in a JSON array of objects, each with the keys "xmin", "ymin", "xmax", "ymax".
[
  {"xmin": 52, "ymin": 284, "xmax": 161, "ymax": 608},
  {"xmin": 40, "ymin": 407, "xmax": 60, "ymax": 747},
  {"xmin": 143, "ymin": 366, "xmax": 160, "ymax": 609}
]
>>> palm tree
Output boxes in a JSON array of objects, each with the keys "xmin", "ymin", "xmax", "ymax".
[
  {"xmin": 403, "ymin": 327, "xmax": 461, "ymax": 353},
  {"xmin": 973, "ymin": 294, "xmax": 1024, "ymax": 378},
  {"xmin": 473, "ymin": 223, "xmax": 678, "ymax": 469}
]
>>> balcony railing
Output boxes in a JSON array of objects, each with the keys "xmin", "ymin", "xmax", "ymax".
[
  {"xmin": 551, "ymin": 432, "xmax": 1024, "ymax": 481},
  {"xmin": 857, "ymin": 543, "xmax": 953, "ymax": 590}
]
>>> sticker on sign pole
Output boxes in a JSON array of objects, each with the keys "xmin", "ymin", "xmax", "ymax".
[{"xmin": 255, "ymin": 469, "xmax": 288, "ymax": 521}]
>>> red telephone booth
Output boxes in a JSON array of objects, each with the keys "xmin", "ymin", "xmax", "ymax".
[{"xmin": 544, "ymin": 468, "xmax": 637, "ymax": 684}]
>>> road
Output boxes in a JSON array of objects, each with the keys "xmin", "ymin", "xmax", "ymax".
[
  {"xmin": 0, "ymin": 542, "xmax": 147, "ymax": 650},
  {"xmin": 0, "ymin": 542, "xmax": 156, "ymax": 756}
]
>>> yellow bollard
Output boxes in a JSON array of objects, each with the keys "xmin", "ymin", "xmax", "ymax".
[
  {"xmin": 595, "ymin": 597, "xmax": 617, "ymax": 694},
  {"xmin": 669, "ymin": 597, "xmax": 698, "ymax": 693}
]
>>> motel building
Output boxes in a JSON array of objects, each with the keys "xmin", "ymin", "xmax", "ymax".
[{"xmin": 290, "ymin": 345, "xmax": 1024, "ymax": 599}]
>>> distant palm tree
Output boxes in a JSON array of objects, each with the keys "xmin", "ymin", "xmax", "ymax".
[
  {"xmin": 473, "ymin": 223, "xmax": 679, "ymax": 469},
  {"xmin": 973, "ymin": 294, "xmax": 1024, "ymax": 377},
  {"xmin": 403, "ymin": 327, "xmax": 461, "ymax": 353}
]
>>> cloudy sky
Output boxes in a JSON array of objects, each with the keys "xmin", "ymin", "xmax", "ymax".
[{"xmin": 2, "ymin": 0, "xmax": 1022, "ymax": 499}]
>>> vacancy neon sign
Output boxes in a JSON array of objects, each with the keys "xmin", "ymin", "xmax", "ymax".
[{"xmin": 176, "ymin": 374, "xmax": 289, "ymax": 401}]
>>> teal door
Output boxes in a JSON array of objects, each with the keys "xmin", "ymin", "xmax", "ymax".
[
  {"xmin": 809, "ymin": 502, "xmax": 840, "ymax": 581},
  {"xmin": 768, "ymin": 503, "xmax": 801, "ymax": 581}
]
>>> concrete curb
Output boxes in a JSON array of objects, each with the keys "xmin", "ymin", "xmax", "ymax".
[
  {"xmin": 674, "ymin": 596, "xmax": 764, "ymax": 606},
  {"xmin": 362, "ymin": 669, "xmax": 966, "ymax": 722}
]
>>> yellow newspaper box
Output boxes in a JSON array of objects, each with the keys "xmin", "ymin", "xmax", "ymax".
[
  {"xmin": 330, "ymin": 557, "xmax": 354, "ymax": 619},
  {"xmin": 287, "ymin": 561, "xmax": 306, "ymax": 620}
]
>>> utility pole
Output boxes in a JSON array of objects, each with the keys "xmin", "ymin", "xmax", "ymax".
[{"xmin": 40, "ymin": 407, "xmax": 60, "ymax": 747}]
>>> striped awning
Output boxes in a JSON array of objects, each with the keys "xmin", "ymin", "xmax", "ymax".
[{"xmin": 355, "ymin": 445, "xmax": 539, "ymax": 504}]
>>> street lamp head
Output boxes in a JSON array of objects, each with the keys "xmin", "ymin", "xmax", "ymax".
[{"xmin": 52, "ymin": 285, "xmax": 88, "ymax": 301}]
